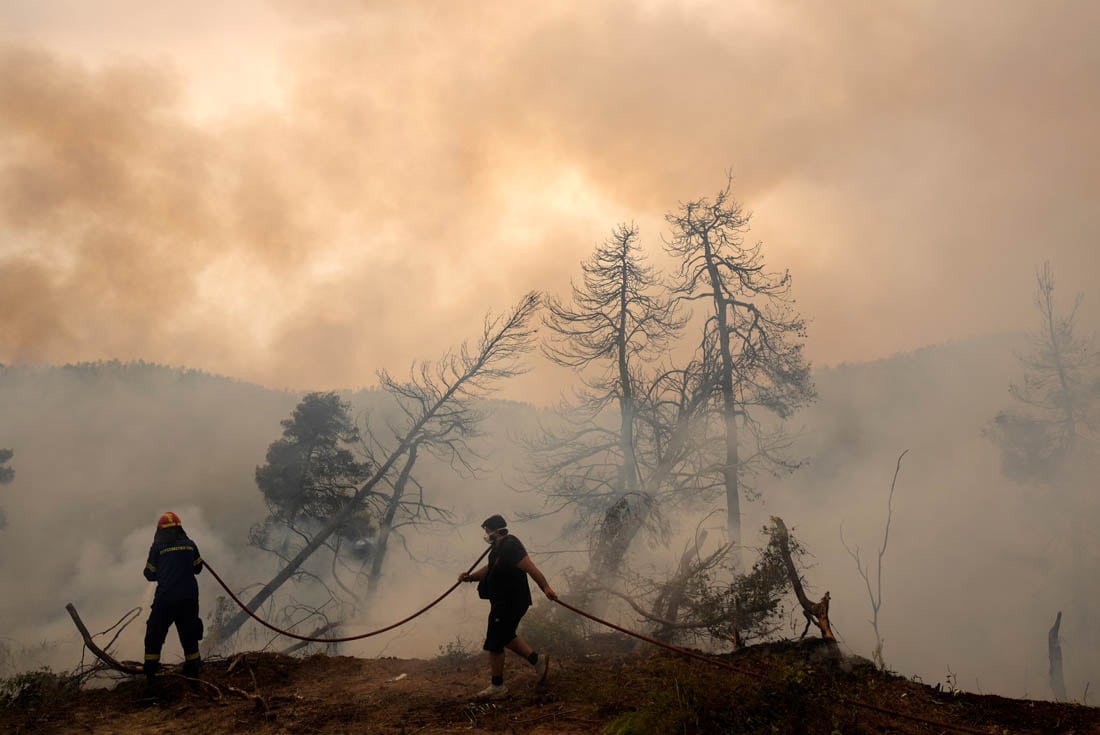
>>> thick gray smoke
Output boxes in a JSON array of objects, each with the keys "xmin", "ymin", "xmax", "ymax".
[
  {"xmin": 1, "ymin": 0, "xmax": 1098, "ymax": 701},
  {"xmin": 2, "ymin": 1, "xmax": 1098, "ymax": 402}
]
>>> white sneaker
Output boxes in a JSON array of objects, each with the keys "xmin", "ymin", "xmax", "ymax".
[
  {"xmin": 534, "ymin": 653, "xmax": 550, "ymax": 685},
  {"xmin": 473, "ymin": 683, "xmax": 509, "ymax": 700}
]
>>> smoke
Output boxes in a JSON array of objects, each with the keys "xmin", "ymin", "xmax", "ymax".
[
  {"xmin": 730, "ymin": 332, "xmax": 1099, "ymax": 699},
  {"xmin": 1, "ymin": 1, "xmax": 1097, "ymax": 403},
  {"xmin": 0, "ymin": 324, "xmax": 1096, "ymax": 699},
  {"xmin": 1, "ymin": 0, "xmax": 1099, "ymax": 697},
  {"xmin": 0, "ymin": 362, "xmax": 556, "ymax": 674}
]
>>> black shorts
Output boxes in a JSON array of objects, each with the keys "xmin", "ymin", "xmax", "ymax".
[{"xmin": 483, "ymin": 602, "xmax": 529, "ymax": 653}]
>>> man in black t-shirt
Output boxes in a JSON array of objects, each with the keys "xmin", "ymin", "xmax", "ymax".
[{"xmin": 459, "ymin": 514, "xmax": 556, "ymax": 700}]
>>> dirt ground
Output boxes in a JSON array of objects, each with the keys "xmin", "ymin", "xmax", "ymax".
[{"xmin": 4, "ymin": 638, "xmax": 1100, "ymax": 734}]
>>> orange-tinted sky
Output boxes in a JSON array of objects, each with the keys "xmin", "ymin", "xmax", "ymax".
[{"xmin": 2, "ymin": 0, "xmax": 1098, "ymax": 403}]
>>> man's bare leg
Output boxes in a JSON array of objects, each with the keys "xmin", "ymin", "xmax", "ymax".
[{"xmin": 505, "ymin": 637, "xmax": 533, "ymax": 659}]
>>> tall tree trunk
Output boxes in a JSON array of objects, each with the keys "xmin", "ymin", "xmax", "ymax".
[
  {"xmin": 1039, "ymin": 264, "xmax": 1078, "ymax": 451},
  {"xmin": 705, "ymin": 244, "xmax": 741, "ymax": 565},
  {"xmin": 723, "ymin": 391, "xmax": 741, "ymax": 561},
  {"xmin": 617, "ymin": 244, "xmax": 639, "ymax": 495},
  {"xmin": 365, "ymin": 444, "xmax": 419, "ymax": 606},
  {"xmin": 618, "ymin": 357, "xmax": 638, "ymax": 494}
]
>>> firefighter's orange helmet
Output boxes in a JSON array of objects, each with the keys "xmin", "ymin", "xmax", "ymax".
[{"xmin": 157, "ymin": 511, "xmax": 182, "ymax": 529}]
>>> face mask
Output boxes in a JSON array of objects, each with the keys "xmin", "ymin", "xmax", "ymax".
[{"xmin": 483, "ymin": 532, "xmax": 494, "ymax": 544}]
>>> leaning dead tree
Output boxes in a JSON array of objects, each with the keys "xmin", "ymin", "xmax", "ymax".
[
  {"xmin": 771, "ymin": 516, "xmax": 835, "ymax": 643},
  {"xmin": 211, "ymin": 292, "xmax": 541, "ymax": 647}
]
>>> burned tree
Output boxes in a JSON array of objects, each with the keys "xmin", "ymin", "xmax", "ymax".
[
  {"xmin": 211, "ymin": 292, "xmax": 541, "ymax": 647},
  {"xmin": 0, "ymin": 447, "xmax": 11, "ymax": 531},
  {"xmin": 771, "ymin": 516, "xmax": 835, "ymax": 643},
  {"xmin": 568, "ymin": 350, "xmax": 719, "ymax": 599},
  {"xmin": 0, "ymin": 448, "xmax": 11, "ymax": 485},
  {"xmin": 580, "ymin": 346, "xmax": 724, "ymax": 578},
  {"xmin": 665, "ymin": 175, "xmax": 815, "ymax": 562},
  {"xmin": 841, "ymin": 449, "xmax": 907, "ymax": 669},
  {"xmin": 532, "ymin": 224, "xmax": 686, "ymax": 578},
  {"xmin": 1049, "ymin": 611, "xmax": 1068, "ymax": 702},
  {"xmin": 361, "ymin": 322, "xmax": 532, "ymax": 604},
  {"xmin": 986, "ymin": 263, "xmax": 1100, "ymax": 650},
  {"xmin": 986, "ymin": 262, "xmax": 1098, "ymax": 484}
]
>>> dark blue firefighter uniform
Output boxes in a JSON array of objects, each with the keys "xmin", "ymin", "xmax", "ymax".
[{"xmin": 143, "ymin": 526, "xmax": 204, "ymax": 677}]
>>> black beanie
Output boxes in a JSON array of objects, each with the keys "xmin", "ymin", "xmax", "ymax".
[{"xmin": 482, "ymin": 514, "xmax": 507, "ymax": 532}]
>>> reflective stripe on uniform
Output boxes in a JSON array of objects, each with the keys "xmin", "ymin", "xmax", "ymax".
[
  {"xmin": 145, "ymin": 562, "xmax": 156, "ymax": 572},
  {"xmin": 159, "ymin": 545, "xmax": 193, "ymax": 555},
  {"xmin": 185, "ymin": 652, "xmax": 201, "ymax": 661},
  {"xmin": 144, "ymin": 653, "xmax": 160, "ymax": 661},
  {"xmin": 193, "ymin": 556, "xmax": 203, "ymax": 566}
]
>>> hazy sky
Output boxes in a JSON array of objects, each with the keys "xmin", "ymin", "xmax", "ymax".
[{"xmin": 2, "ymin": 0, "xmax": 1097, "ymax": 402}]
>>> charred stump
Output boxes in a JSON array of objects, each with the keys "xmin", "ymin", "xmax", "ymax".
[
  {"xmin": 770, "ymin": 517, "xmax": 836, "ymax": 643},
  {"xmin": 1049, "ymin": 611, "xmax": 1067, "ymax": 701}
]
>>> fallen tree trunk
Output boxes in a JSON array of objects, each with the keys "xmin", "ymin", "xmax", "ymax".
[
  {"xmin": 65, "ymin": 603, "xmax": 142, "ymax": 675},
  {"xmin": 67, "ymin": 602, "xmax": 235, "ymax": 701},
  {"xmin": 770, "ymin": 517, "xmax": 836, "ymax": 643},
  {"xmin": 279, "ymin": 622, "xmax": 343, "ymax": 655}
]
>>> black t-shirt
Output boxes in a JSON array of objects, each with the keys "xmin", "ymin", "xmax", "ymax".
[{"xmin": 481, "ymin": 534, "xmax": 532, "ymax": 607}]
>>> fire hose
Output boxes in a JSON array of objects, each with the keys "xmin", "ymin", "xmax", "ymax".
[
  {"xmin": 200, "ymin": 546, "xmax": 490, "ymax": 643},
  {"xmin": 197, "ymin": 551, "xmax": 991, "ymax": 735},
  {"xmin": 204, "ymin": 549, "xmax": 745, "ymax": 669}
]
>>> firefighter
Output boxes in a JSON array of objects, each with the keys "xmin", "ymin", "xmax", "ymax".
[{"xmin": 142, "ymin": 511, "xmax": 204, "ymax": 678}]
